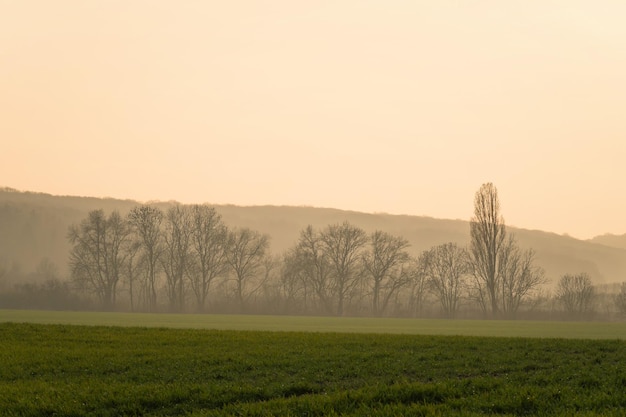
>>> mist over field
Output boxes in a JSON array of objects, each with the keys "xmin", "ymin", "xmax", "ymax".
[
  {"xmin": 2, "ymin": 0, "xmax": 626, "ymax": 321},
  {"xmin": 2, "ymin": 187, "xmax": 626, "ymax": 319}
]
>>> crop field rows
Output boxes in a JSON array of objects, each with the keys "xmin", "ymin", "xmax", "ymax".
[{"xmin": 2, "ymin": 314, "xmax": 626, "ymax": 416}]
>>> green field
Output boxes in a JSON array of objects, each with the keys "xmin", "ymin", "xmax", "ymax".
[
  {"xmin": 2, "ymin": 323, "xmax": 626, "ymax": 416},
  {"xmin": 2, "ymin": 312, "xmax": 626, "ymax": 416},
  {"xmin": 2, "ymin": 309, "xmax": 626, "ymax": 339}
]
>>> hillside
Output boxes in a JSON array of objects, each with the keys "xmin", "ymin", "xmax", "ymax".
[
  {"xmin": 1, "ymin": 187, "xmax": 625, "ymax": 288},
  {"xmin": 589, "ymin": 233, "xmax": 626, "ymax": 250}
]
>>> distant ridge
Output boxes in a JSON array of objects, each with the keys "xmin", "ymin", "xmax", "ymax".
[
  {"xmin": 588, "ymin": 233, "xmax": 626, "ymax": 250},
  {"xmin": 1, "ymin": 187, "xmax": 626, "ymax": 287}
]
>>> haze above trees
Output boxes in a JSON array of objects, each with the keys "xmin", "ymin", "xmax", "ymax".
[{"xmin": 2, "ymin": 186, "xmax": 626, "ymax": 319}]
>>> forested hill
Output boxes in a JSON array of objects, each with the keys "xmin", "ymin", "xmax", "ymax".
[{"xmin": 1, "ymin": 187, "xmax": 626, "ymax": 287}]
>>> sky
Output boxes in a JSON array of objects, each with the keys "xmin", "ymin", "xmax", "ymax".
[{"xmin": 1, "ymin": 1, "xmax": 625, "ymax": 240}]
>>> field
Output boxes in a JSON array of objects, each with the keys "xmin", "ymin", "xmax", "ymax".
[
  {"xmin": 3, "ymin": 309, "xmax": 626, "ymax": 339},
  {"xmin": 2, "ymin": 312, "xmax": 626, "ymax": 416}
]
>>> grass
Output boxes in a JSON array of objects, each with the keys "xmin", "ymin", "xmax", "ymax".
[
  {"xmin": 2, "ymin": 320, "xmax": 626, "ymax": 416},
  {"xmin": 2, "ymin": 309, "xmax": 626, "ymax": 339}
]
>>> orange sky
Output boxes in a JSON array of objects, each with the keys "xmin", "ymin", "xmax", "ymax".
[{"xmin": 1, "ymin": 1, "xmax": 625, "ymax": 239}]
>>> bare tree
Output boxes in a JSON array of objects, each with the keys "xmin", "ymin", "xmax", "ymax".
[
  {"xmin": 35, "ymin": 258, "xmax": 59, "ymax": 281},
  {"xmin": 188, "ymin": 205, "xmax": 228, "ymax": 312},
  {"xmin": 0, "ymin": 262, "xmax": 6, "ymax": 292},
  {"xmin": 256, "ymin": 253, "xmax": 281, "ymax": 311},
  {"xmin": 294, "ymin": 225, "xmax": 333, "ymax": 314},
  {"xmin": 498, "ymin": 238, "xmax": 546, "ymax": 318},
  {"xmin": 128, "ymin": 205, "xmax": 163, "ymax": 311},
  {"xmin": 362, "ymin": 230, "xmax": 411, "ymax": 316},
  {"xmin": 614, "ymin": 282, "xmax": 626, "ymax": 317},
  {"xmin": 468, "ymin": 183, "xmax": 507, "ymax": 317},
  {"xmin": 161, "ymin": 205, "xmax": 193, "ymax": 312},
  {"xmin": 407, "ymin": 257, "xmax": 429, "ymax": 317},
  {"xmin": 226, "ymin": 227, "xmax": 270, "ymax": 312},
  {"xmin": 556, "ymin": 273, "xmax": 596, "ymax": 319},
  {"xmin": 279, "ymin": 248, "xmax": 310, "ymax": 313},
  {"xmin": 320, "ymin": 222, "xmax": 368, "ymax": 316},
  {"xmin": 468, "ymin": 183, "xmax": 544, "ymax": 318},
  {"xmin": 422, "ymin": 242, "xmax": 469, "ymax": 318},
  {"xmin": 122, "ymin": 239, "xmax": 141, "ymax": 312},
  {"xmin": 68, "ymin": 210, "xmax": 131, "ymax": 309}
]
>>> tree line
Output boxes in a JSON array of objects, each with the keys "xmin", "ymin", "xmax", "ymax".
[{"xmin": 54, "ymin": 183, "xmax": 626, "ymax": 319}]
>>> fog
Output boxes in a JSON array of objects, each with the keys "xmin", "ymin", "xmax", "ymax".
[{"xmin": 1, "ymin": 188, "xmax": 625, "ymax": 320}]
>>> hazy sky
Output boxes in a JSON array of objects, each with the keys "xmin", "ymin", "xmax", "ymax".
[{"xmin": 2, "ymin": 1, "xmax": 625, "ymax": 239}]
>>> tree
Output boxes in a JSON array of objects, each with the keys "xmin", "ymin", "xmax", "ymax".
[
  {"xmin": 614, "ymin": 282, "xmax": 626, "ymax": 317},
  {"xmin": 362, "ymin": 230, "xmax": 411, "ymax": 316},
  {"xmin": 257, "ymin": 253, "xmax": 281, "ymax": 312},
  {"xmin": 161, "ymin": 205, "xmax": 193, "ymax": 312},
  {"xmin": 188, "ymin": 205, "xmax": 228, "ymax": 311},
  {"xmin": 468, "ymin": 183, "xmax": 507, "ymax": 317},
  {"xmin": 293, "ymin": 225, "xmax": 333, "ymax": 314},
  {"xmin": 68, "ymin": 210, "xmax": 131, "ymax": 309},
  {"xmin": 468, "ymin": 183, "xmax": 544, "ymax": 318},
  {"xmin": 128, "ymin": 205, "xmax": 163, "ymax": 311},
  {"xmin": 279, "ymin": 248, "xmax": 310, "ymax": 313},
  {"xmin": 320, "ymin": 222, "xmax": 368, "ymax": 316},
  {"xmin": 35, "ymin": 258, "xmax": 59, "ymax": 281},
  {"xmin": 407, "ymin": 257, "xmax": 429, "ymax": 317},
  {"xmin": 0, "ymin": 261, "xmax": 7, "ymax": 292},
  {"xmin": 123, "ymin": 239, "xmax": 141, "ymax": 312},
  {"xmin": 556, "ymin": 273, "xmax": 595, "ymax": 319},
  {"xmin": 226, "ymin": 228, "xmax": 270, "ymax": 311},
  {"xmin": 422, "ymin": 242, "xmax": 469, "ymax": 318},
  {"xmin": 497, "ymin": 238, "xmax": 545, "ymax": 318}
]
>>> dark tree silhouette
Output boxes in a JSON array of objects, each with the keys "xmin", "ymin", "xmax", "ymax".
[
  {"xmin": 469, "ymin": 183, "xmax": 507, "ymax": 317},
  {"xmin": 497, "ymin": 237, "xmax": 545, "ymax": 318},
  {"xmin": 226, "ymin": 228, "xmax": 270, "ymax": 312},
  {"xmin": 161, "ymin": 205, "xmax": 193, "ymax": 312},
  {"xmin": 422, "ymin": 242, "xmax": 469, "ymax": 318},
  {"xmin": 128, "ymin": 205, "xmax": 163, "ymax": 312},
  {"xmin": 320, "ymin": 221, "xmax": 368, "ymax": 316},
  {"xmin": 188, "ymin": 205, "xmax": 229, "ymax": 312},
  {"xmin": 279, "ymin": 248, "xmax": 311, "ymax": 313},
  {"xmin": 362, "ymin": 230, "xmax": 411, "ymax": 316},
  {"xmin": 407, "ymin": 257, "xmax": 429, "ymax": 318},
  {"xmin": 557, "ymin": 273, "xmax": 595, "ymax": 319},
  {"xmin": 292, "ymin": 225, "xmax": 333, "ymax": 314},
  {"xmin": 68, "ymin": 210, "xmax": 130, "ymax": 309}
]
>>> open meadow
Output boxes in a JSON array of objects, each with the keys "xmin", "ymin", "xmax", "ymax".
[
  {"xmin": 2, "ymin": 309, "xmax": 626, "ymax": 339},
  {"xmin": 2, "ymin": 311, "xmax": 626, "ymax": 416}
]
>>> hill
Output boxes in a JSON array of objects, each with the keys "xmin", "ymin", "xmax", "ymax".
[
  {"xmin": 1, "ymin": 187, "xmax": 625, "ymax": 288},
  {"xmin": 588, "ymin": 233, "xmax": 626, "ymax": 250}
]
